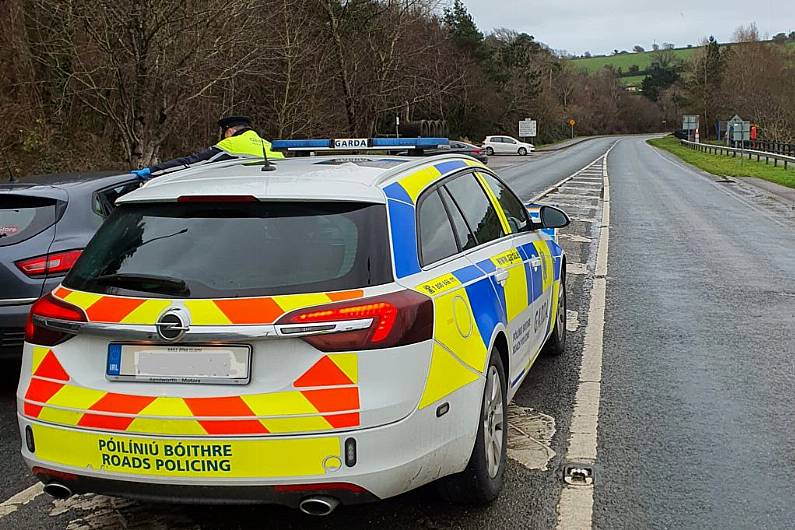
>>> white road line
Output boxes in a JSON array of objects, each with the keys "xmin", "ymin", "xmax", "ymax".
[
  {"xmin": 0, "ymin": 482, "xmax": 44, "ymax": 518},
  {"xmin": 555, "ymin": 140, "xmax": 618, "ymax": 530}
]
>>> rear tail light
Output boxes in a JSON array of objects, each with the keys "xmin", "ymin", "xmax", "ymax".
[
  {"xmin": 16, "ymin": 249, "xmax": 82, "ymax": 278},
  {"xmin": 276, "ymin": 290, "xmax": 433, "ymax": 351},
  {"xmin": 25, "ymin": 293, "xmax": 87, "ymax": 346},
  {"xmin": 472, "ymin": 148, "xmax": 482, "ymax": 154}
]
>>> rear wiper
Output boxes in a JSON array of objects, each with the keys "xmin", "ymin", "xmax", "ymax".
[{"xmin": 94, "ymin": 273, "xmax": 190, "ymax": 296}]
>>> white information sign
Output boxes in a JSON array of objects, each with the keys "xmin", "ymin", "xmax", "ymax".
[{"xmin": 519, "ymin": 119, "xmax": 537, "ymax": 138}]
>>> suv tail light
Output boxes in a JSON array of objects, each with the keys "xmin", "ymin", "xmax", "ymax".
[
  {"xmin": 276, "ymin": 290, "xmax": 433, "ymax": 352},
  {"xmin": 25, "ymin": 294, "xmax": 87, "ymax": 346},
  {"xmin": 16, "ymin": 249, "xmax": 82, "ymax": 278}
]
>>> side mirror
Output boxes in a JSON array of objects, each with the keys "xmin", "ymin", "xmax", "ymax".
[{"xmin": 539, "ymin": 205, "xmax": 570, "ymax": 229}]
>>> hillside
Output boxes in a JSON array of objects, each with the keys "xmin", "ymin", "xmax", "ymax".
[{"xmin": 570, "ymin": 40, "xmax": 795, "ymax": 89}]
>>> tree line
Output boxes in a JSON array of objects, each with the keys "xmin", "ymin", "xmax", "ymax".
[
  {"xmin": 633, "ymin": 25, "xmax": 795, "ymax": 142},
  {"xmin": 1, "ymin": 0, "xmax": 667, "ymax": 176},
  {"xmin": 5, "ymin": 1, "xmax": 789, "ymax": 177}
]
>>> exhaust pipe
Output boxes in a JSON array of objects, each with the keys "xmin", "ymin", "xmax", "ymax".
[
  {"xmin": 43, "ymin": 482, "xmax": 72, "ymax": 500},
  {"xmin": 298, "ymin": 495, "xmax": 340, "ymax": 516}
]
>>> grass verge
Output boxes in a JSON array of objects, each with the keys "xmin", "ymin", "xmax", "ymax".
[{"xmin": 647, "ymin": 135, "xmax": 795, "ymax": 189}]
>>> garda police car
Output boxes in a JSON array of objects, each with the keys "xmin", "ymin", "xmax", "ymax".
[{"xmin": 17, "ymin": 138, "xmax": 569, "ymax": 515}]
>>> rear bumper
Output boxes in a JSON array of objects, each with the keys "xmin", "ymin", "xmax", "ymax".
[
  {"xmin": 0, "ymin": 302, "xmax": 30, "ymax": 358},
  {"xmin": 18, "ymin": 377, "xmax": 483, "ymax": 505}
]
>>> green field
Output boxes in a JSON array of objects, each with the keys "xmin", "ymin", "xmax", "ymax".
[
  {"xmin": 618, "ymin": 75, "xmax": 646, "ymax": 87},
  {"xmin": 647, "ymin": 135, "xmax": 795, "ymax": 189},
  {"xmin": 571, "ymin": 47, "xmax": 695, "ymax": 73},
  {"xmin": 571, "ymin": 41, "xmax": 795, "ymax": 88}
]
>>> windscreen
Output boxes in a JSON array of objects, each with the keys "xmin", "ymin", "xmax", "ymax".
[
  {"xmin": 0, "ymin": 195, "xmax": 60, "ymax": 247},
  {"xmin": 64, "ymin": 201, "xmax": 392, "ymax": 298}
]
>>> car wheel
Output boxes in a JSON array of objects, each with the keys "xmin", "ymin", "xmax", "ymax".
[
  {"xmin": 485, "ymin": 147, "xmax": 494, "ymax": 156},
  {"xmin": 437, "ymin": 349, "xmax": 507, "ymax": 505},
  {"xmin": 518, "ymin": 147, "xmax": 527, "ymax": 156},
  {"xmin": 543, "ymin": 275, "xmax": 567, "ymax": 356}
]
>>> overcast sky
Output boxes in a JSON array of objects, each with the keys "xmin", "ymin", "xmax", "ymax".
[{"xmin": 462, "ymin": 0, "xmax": 795, "ymax": 55}]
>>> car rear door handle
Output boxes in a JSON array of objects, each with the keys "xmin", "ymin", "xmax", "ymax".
[
  {"xmin": 530, "ymin": 258, "xmax": 542, "ymax": 269},
  {"xmin": 495, "ymin": 268, "xmax": 510, "ymax": 284}
]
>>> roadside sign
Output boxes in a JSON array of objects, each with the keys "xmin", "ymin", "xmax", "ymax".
[
  {"xmin": 519, "ymin": 119, "xmax": 537, "ymax": 138},
  {"xmin": 682, "ymin": 115, "xmax": 699, "ymax": 131},
  {"xmin": 567, "ymin": 119, "xmax": 576, "ymax": 127}
]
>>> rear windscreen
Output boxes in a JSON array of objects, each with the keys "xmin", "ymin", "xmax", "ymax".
[
  {"xmin": 64, "ymin": 201, "xmax": 393, "ymax": 298},
  {"xmin": 0, "ymin": 195, "xmax": 59, "ymax": 247}
]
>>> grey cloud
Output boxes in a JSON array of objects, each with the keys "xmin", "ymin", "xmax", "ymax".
[{"xmin": 462, "ymin": 0, "xmax": 795, "ymax": 54}]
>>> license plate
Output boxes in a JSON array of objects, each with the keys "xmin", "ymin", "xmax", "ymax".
[{"xmin": 106, "ymin": 344, "xmax": 251, "ymax": 385}]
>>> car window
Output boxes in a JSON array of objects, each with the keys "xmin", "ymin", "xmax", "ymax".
[
  {"xmin": 506, "ymin": 138, "xmax": 517, "ymax": 144},
  {"xmin": 440, "ymin": 186, "xmax": 478, "ymax": 251},
  {"xmin": 65, "ymin": 202, "xmax": 392, "ymax": 298},
  {"xmin": 478, "ymin": 172, "xmax": 529, "ymax": 233},
  {"xmin": 0, "ymin": 195, "xmax": 60, "ymax": 247},
  {"xmin": 443, "ymin": 172, "xmax": 504, "ymax": 246},
  {"xmin": 93, "ymin": 181, "xmax": 141, "ymax": 217},
  {"xmin": 418, "ymin": 189, "xmax": 459, "ymax": 266}
]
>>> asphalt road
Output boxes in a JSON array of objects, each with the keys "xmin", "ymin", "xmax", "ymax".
[
  {"xmin": 593, "ymin": 137, "xmax": 795, "ymax": 528},
  {"xmin": 1, "ymin": 135, "xmax": 792, "ymax": 528}
]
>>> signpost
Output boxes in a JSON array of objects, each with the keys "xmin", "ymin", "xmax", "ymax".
[
  {"xmin": 682, "ymin": 115, "xmax": 699, "ymax": 142},
  {"xmin": 727, "ymin": 114, "xmax": 750, "ymax": 146},
  {"xmin": 567, "ymin": 118, "xmax": 576, "ymax": 139},
  {"xmin": 519, "ymin": 119, "xmax": 537, "ymax": 139}
]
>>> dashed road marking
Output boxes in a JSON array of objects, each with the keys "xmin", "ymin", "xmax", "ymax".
[
  {"xmin": 559, "ymin": 234, "xmax": 591, "ymax": 243},
  {"xmin": 555, "ymin": 140, "xmax": 618, "ymax": 530},
  {"xmin": 566, "ymin": 310, "xmax": 580, "ymax": 332},
  {"xmin": 567, "ymin": 263, "xmax": 589, "ymax": 275}
]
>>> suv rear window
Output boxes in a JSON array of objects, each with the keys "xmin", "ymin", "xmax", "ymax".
[
  {"xmin": 0, "ymin": 195, "xmax": 61, "ymax": 247},
  {"xmin": 65, "ymin": 202, "xmax": 392, "ymax": 298}
]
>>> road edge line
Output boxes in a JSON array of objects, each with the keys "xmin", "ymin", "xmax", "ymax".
[{"xmin": 555, "ymin": 140, "xmax": 617, "ymax": 530}]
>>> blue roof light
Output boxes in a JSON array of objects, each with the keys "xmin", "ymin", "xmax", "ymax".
[{"xmin": 270, "ymin": 137, "xmax": 449, "ymax": 151}]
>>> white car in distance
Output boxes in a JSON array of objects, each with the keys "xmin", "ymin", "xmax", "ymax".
[{"xmin": 482, "ymin": 136, "xmax": 535, "ymax": 156}]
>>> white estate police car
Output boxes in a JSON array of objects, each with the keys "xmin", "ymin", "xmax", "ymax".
[{"xmin": 18, "ymin": 139, "xmax": 569, "ymax": 515}]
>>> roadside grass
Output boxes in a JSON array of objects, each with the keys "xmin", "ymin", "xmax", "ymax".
[{"xmin": 647, "ymin": 135, "xmax": 795, "ymax": 189}]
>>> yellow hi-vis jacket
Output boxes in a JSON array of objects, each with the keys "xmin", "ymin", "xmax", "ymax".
[{"xmin": 148, "ymin": 129, "xmax": 284, "ymax": 175}]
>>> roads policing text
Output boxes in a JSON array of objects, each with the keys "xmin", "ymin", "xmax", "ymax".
[{"xmin": 97, "ymin": 438, "xmax": 233, "ymax": 473}]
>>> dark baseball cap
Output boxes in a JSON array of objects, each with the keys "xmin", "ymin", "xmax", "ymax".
[{"xmin": 217, "ymin": 116, "xmax": 253, "ymax": 129}]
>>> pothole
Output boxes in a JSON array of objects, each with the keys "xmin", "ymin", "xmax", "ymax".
[{"xmin": 507, "ymin": 405, "xmax": 556, "ymax": 471}]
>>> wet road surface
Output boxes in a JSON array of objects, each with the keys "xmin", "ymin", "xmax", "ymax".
[{"xmin": 1, "ymin": 136, "xmax": 792, "ymax": 528}]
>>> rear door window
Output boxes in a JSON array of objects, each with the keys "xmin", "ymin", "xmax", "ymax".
[
  {"xmin": 65, "ymin": 202, "xmax": 392, "ymax": 298},
  {"xmin": 0, "ymin": 195, "xmax": 61, "ymax": 247},
  {"xmin": 93, "ymin": 181, "xmax": 141, "ymax": 217},
  {"xmin": 440, "ymin": 187, "xmax": 478, "ymax": 251},
  {"xmin": 417, "ymin": 189, "xmax": 459, "ymax": 266},
  {"xmin": 443, "ymin": 173, "xmax": 505, "ymax": 246}
]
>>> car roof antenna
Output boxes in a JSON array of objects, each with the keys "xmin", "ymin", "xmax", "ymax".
[{"xmin": 261, "ymin": 140, "xmax": 276, "ymax": 172}]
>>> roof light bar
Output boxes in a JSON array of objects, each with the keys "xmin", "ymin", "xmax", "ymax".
[{"xmin": 271, "ymin": 137, "xmax": 449, "ymax": 152}]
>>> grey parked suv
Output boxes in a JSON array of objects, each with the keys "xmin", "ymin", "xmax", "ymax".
[{"xmin": 0, "ymin": 172, "xmax": 139, "ymax": 357}]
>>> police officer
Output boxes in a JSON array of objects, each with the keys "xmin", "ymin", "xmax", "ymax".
[{"xmin": 131, "ymin": 116, "xmax": 284, "ymax": 179}]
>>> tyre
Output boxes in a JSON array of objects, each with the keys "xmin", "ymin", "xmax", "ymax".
[
  {"xmin": 543, "ymin": 274, "xmax": 567, "ymax": 356},
  {"xmin": 437, "ymin": 349, "xmax": 507, "ymax": 505},
  {"xmin": 518, "ymin": 147, "xmax": 527, "ymax": 156},
  {"xmin": 485, "ymin": 146, "xmax": 494, "ymax": 156}
]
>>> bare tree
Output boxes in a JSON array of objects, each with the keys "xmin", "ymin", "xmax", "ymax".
[{"xmin": 27, "ymin": 0, "xmax": 262, "ymax": 167}]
